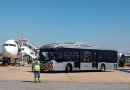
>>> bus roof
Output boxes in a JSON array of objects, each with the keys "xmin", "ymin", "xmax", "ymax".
[{"xmin": 40, "ymin": 42, "xmax": 116, "ymax": 51}]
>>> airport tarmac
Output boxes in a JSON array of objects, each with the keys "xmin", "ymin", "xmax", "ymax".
[
  {"xmin": 0, "ymin": 81, "xmax": 130, "ymax": 90},
  {"xmin": 0, "ymin": 65, "xmax": 130, "ymax": 83}
]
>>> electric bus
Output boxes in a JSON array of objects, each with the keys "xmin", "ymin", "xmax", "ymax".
[{"xmin": 39, "ymin": 42, "xmax": 118, "ymax": 72}]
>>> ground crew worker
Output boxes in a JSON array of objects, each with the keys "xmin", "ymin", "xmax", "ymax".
[{"xmin": 32, "ymin": 58, "xmax": 41, "ymax": 83}]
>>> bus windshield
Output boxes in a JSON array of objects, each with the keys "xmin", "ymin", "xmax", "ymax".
[
  {"xmin": 39, "ymin": 49, "xmax": 66, "ymax": 62},
  {"xmin": 42, "ymin": 52, "xmax": 55, "ymax": 60},
  {"xmin": 39, "ymin": 50, "xmax": 55, "ymax": 62}
]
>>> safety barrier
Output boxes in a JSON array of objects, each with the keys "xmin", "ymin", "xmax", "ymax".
[{"xmin": 40, "ymin": 62, "xmax": 53, "ymax": 71}]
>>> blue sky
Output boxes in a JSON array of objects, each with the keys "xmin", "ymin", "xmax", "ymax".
[{"xmin": 0, "ymin": 0, "xmax": 130, "ymax": 53}]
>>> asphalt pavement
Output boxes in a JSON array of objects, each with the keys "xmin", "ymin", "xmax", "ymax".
[{"xmin": 0, "ymin": 81, "xmax": 130, "ymax": 90}]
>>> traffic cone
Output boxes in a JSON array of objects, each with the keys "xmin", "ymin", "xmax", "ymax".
[{"xmin": 6, "ymin": 63, "xmax": 8, "ymax": 67}]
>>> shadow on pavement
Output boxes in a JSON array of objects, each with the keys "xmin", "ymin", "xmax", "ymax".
[
  {"xmin": 39, "ymin": 70, "xmax": 113, "ymax": 73},
  {"xmin": 26, "ymin": 70, "xmax": 113, "ymax": 74},
  {"xmin": 22, "ymin": 81, "xmax": 34, "ymax": 83},
  {"xmin": 26, "ymin": 71, "xmax": 33, "ymax": 73}
]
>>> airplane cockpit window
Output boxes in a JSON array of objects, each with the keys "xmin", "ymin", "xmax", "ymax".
[
  {"xmin": 9, "ymin": 44, "xmax": 16, "ymax": 47},
  {"xmin": 4, "ymin": 44, "xmax": 16, "ymax": 47},
  {"xmin": 4, "ymin": 44, "xmax": 8, "ymax": 46}
]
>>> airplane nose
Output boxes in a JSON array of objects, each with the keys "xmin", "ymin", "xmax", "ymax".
[{"xmin": 4, "ymin": 46, "xmax": 18, "ymax": 55}]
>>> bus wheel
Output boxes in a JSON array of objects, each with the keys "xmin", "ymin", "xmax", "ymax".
[
  {"xmin": 100, "ymin": 64, "xmax": 105, "ymax": 72},
  {"xmin": 66, "ymin": 64, "xmax": 71, "ymax": 73}
]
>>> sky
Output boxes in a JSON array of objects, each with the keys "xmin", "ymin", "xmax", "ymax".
[{"xmin": 0, "ymin": 0, "xmax": 130, "ymax": 53}]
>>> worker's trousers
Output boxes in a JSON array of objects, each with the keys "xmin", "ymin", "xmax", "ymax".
[{"xmin": 34, "ymin": 71, "xmax": 40, "ymax": 79}]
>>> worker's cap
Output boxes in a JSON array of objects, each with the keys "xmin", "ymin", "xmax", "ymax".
[
  {"xmin": 34, "ymin": 58, "xmax": 37, "ymax": 60},
  {"xmin": 35, "ymin": 58, "xmax": 38, "ymax": 60}
]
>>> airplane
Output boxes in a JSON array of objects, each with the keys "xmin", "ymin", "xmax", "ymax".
[
  {"xmin": 2, "ymin": 25, "xmax": 38, "ymax": 65},
  {"xmin": 2, "ymin": 24, "xmax": 25, "ymax": 59},
  {"xmin": 2, "ymin": 25, "xmax": 25, "ymax": 64}
]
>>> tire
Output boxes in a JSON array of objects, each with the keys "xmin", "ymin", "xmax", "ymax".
[
  {"xmin": 100, "ymin": 64, "xmax": 105, "ymax": 72},
  {"xmin": 66, "ymin": 64, "xmax": 71, "ymax": 73}
]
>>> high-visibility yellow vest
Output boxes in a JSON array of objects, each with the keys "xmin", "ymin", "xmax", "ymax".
[{"xmin": 34, "ymin": 60, "xmax": 40, "ymax": 70}]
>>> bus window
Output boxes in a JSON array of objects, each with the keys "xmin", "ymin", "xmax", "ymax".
[
  {"xmin": 64, "ymin": 51, "xmax": 73, "ymax": 61},
  {"xmin": 83, "ymin": 51, "xmax": 91, "ymax": 62},
  {"xmin": 57, "ymin": 52, "xmax": 62, "ymax": 59}
]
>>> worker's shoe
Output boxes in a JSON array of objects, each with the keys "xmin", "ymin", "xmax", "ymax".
[
  {"xmin": 34, "ymin": 81, "xmax": 37, "ymax": 83},
  {"xmin": 38, "ymin": 80, "xmax": 41, "ymax": 83}
]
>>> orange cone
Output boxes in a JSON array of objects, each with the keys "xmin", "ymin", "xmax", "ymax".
[{"xmin": 6, "ymin": 63, "xmax": 8, "ymax": 67}]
